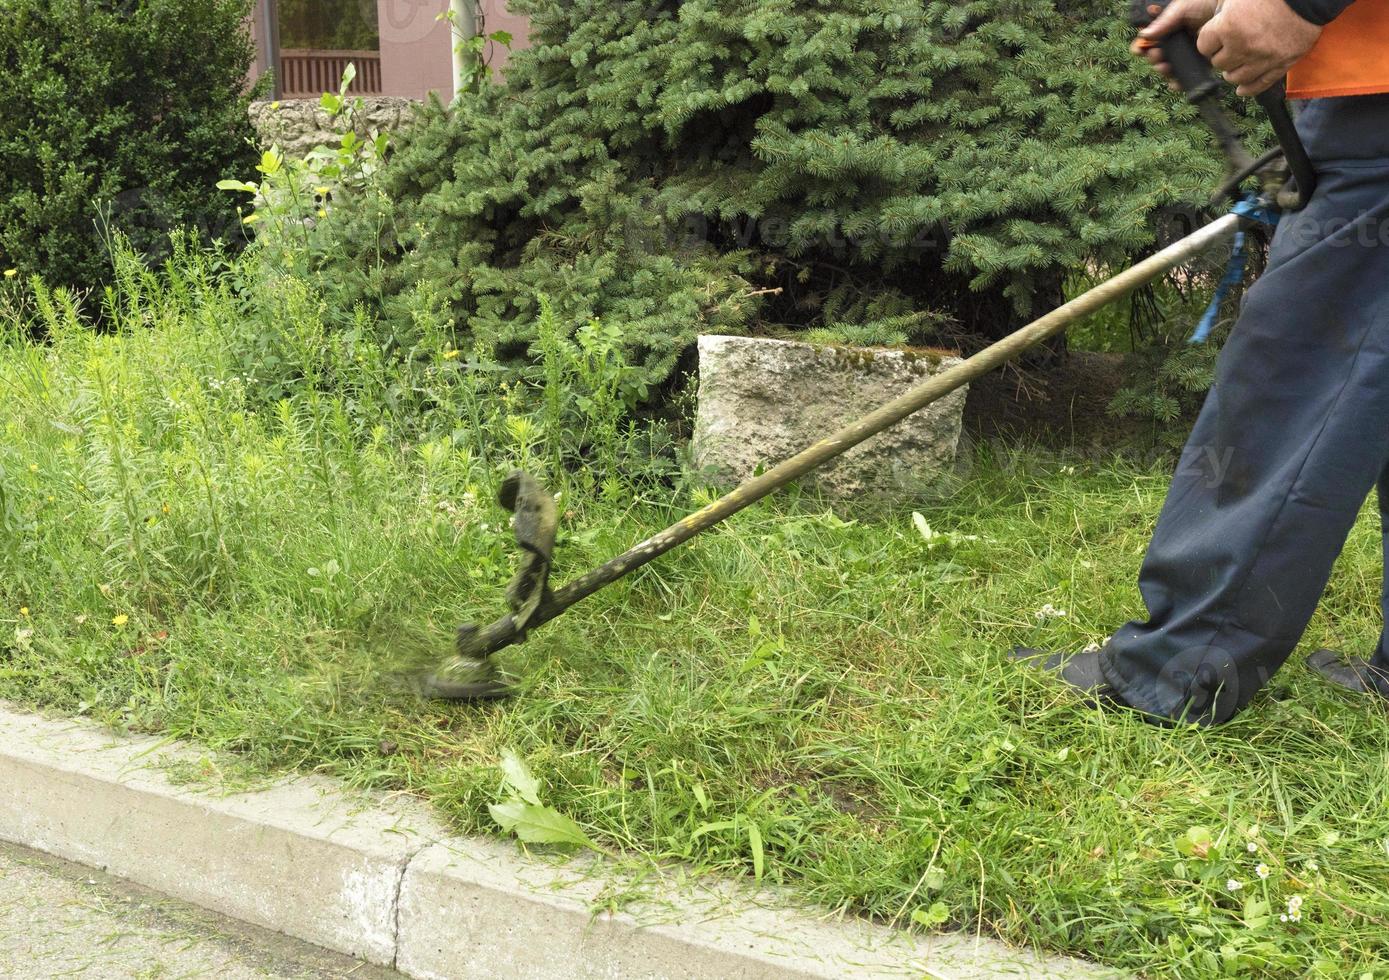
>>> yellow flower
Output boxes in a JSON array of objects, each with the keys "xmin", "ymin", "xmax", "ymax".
[
  {"xmin": 162, "ymin": 503, "xmax": 171, "ymax": 514},
  {"xmin": 315, "ymin": 186, "xmax": 331, "ymax": 196},
  {"xmin": 18, "ymin": 607, "xmax": 29, "ymax": 617},
  {"xmin": 28, "ymin": 464, "xmax": 38, "ymax": 473},
  {"xmin": 3, "ymin": 269, "xmax": 16, "ymax": 279},
  {"xmin": 443, "ymin": 350, "xmax": 461, "ymax": 360},
  {"xmin": 112, "ymin": 614, "xmax": 129, "ymax": 627},
  {"xmin": 317, "ymin": 208, "xmax": 327, "ymax": 219}
]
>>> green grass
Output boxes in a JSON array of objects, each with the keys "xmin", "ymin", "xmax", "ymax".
[{"xmin": 4, "ymin": 249, "xmax": 1389, "ymax": 979}]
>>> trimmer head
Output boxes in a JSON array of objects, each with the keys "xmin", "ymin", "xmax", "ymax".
[{"xmin": 417, "ymin": 471, "xmax": 558, "ymax": 701}]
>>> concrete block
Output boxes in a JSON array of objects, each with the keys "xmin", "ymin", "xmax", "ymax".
[{"xmin": 693, "ymin": 336, "xmax": 968, "ymax": 500}]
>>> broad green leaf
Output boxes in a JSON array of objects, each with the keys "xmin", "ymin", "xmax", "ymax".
[
  {"xmin": 488, "ymin": 801, "xmax": 596, "ymax": 849},
  {"xmin": 748, "ymin": 821, "xmax": 764, "ymax": 880},
  {"xmin": 216, "ymin": 179, "xmax": 257, "ymax": 193},
  {"xmin": 339, "ymin": 63, "xmax": 357, "ymax": 98},
  {"xmin": 499, "ymin": 749, "xmax": 541, "ymax": 805},
  {"xmin": 911, "ymin": 902, "xmax": 951, "ymax": 928}
]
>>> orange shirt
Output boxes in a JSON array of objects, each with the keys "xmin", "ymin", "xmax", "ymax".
[{"xmin": 1288, "ymin": 0, "xmax": 1389, "ymax": 98}]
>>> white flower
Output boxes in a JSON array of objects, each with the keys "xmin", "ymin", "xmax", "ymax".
[
  {"xmin": 1280, "ymin": 914, "xmax": 1289, "ymax": 923},
  {"xmin": 1035, "ymin": 603, "xmax": 1069, "ymax": 622},
  {"xmin": 1287, "ymin": 895, "xmax": 1304, "ymax": 913},
  {"xmin": 1226, "ymin": 879, "xmax": 1243, "ymax": 892},
  {"xmin": 1255, "ymin": 863, "xmax": 1271, "ymax": 879},
  {"xmin": 1305, "ymin": 860, "xmax": 1319, "ymax": 872},
  {"xmin": 1247, "ymin": 842, "xmax": 1258, "ymax": 853}
]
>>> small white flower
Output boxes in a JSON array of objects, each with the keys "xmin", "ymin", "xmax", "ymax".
[
  {"xmin": 1306, "ymin": 860, "xmax": 1319, "ymax": 872},
  {"xmin": 1247, "ymin": 842, "xmax": 1258, "ymax": 853},
  {"xmin": 1035, "ymin": 604, "xmax": 1069, "ymax": 622},
  {"xmin": 1255, "ymin": 863, "xmax": 1271, "ymax": 879},
  {"xmin": 1287, "ymin": 895, "xmax": 1304, "ymax": 913},
  {"xmin": 1226, "ymin": 879, "xmax": 1243, "ymax": 892},
  {"xmin": 1280, "ymin": 914, "xmax": 1289, "ymax": 923}
]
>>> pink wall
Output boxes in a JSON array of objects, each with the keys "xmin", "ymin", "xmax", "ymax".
[
  {"xmin": 249, "ymin": 1, "xmax": 532, "ymax": 102},
  {"xmin": 378, "ymin": 0, "xmax": 532, "ymax": 102}
]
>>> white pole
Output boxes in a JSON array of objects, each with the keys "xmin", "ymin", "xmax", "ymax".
[{"xmin": 450, "ymin": 0, "xmax": 479, "ymax": 100}]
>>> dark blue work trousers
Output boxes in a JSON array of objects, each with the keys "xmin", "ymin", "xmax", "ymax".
[{"xmin": 1101, "ymin": 94, "xmax": 1389, "ymax": 725}]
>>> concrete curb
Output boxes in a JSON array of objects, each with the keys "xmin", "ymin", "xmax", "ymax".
[{"xmin": 0, "ymin": 705, "xmax": 1113, "ymax": 978}]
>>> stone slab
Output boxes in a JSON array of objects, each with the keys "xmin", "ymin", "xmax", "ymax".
[{"xmin": 693, "ymin": 336, "xmax": 969, "ymax": 499}]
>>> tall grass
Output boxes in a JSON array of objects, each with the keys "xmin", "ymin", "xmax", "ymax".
[{"xmin": 3, "ymin": 245, "xmax": 1389, "ymax": 978}]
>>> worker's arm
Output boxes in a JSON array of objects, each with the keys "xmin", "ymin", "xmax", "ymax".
[{"xmin": 1134, "ymin": 0, "xmax": 1338, "ymax": 96}]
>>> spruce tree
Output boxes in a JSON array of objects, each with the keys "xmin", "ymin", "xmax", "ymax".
[{"xmin": 323, "ymin": 0, "xmax": 1224, "ymax": 387}]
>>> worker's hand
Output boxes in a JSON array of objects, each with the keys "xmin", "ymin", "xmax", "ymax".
[
  {"xmin": 1131, "ymin": 0, "xmax": 1222, "ymax": 86},
  {"xmin": 1134, "ymin": 0, "xmax": 1324, "ymax": 97}
]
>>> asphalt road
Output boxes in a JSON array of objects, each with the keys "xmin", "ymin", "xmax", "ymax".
[{"xmin": 0, "ymin": 841, "xmax": 400, "ymax": 979}]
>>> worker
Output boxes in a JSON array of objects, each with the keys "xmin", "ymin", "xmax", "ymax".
[{"xmin": 1019, "ymin": 0, "xmax": 1389, "ymax": 724}]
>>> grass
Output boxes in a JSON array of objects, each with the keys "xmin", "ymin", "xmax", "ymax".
[{"xmin": 4, "ymin": 247, "xmax": 1389, "ymax": 979}]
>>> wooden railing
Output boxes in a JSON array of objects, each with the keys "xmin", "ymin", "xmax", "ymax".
[{"xmin": 278, "ymin": 49, "xmax": 382, "ymax": 99}]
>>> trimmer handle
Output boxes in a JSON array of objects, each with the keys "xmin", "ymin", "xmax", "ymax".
[
  {"xmin": 1129, "ymin": 0, "xmax": 1317, "ymax": 209},
  {"xmin": 1128, "ymin": 0, "xmax": 1221, "ymax": 100}
]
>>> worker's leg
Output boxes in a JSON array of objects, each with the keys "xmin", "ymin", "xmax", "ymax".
[
  {"xmin": 1367, "ymin": 460, "xmax": 1389, "ymax": 683},
  {"xmin": 1099, "ymin": 95, "xmax": 1389, "ymax": 725}
]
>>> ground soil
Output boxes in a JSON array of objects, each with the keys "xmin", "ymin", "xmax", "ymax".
[{"xmin": 963, "ymin": 350, "xmax": 1170, "ymax": 451}]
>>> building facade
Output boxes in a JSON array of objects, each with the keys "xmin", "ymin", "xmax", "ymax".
[{"xmin": 249, "ymin": 0, "xmax": 530, "ymax": 102}]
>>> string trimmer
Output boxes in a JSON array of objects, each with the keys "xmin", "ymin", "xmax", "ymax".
[{"xmin": 418, "ymin": 1, "xmax": 1318, "ymax": 700}]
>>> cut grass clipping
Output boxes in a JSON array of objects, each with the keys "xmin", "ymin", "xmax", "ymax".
[{"xmin": 4, "ymin": 246, "xmax": 1389, "ymax": 978}]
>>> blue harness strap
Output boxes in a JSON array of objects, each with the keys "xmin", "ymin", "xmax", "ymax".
[{"xmin": 1189, "ymin": 195, "xmax": 1282, "ymax": 344}]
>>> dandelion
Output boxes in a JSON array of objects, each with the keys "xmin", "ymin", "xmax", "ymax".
[
  {"xmin": 18, "ymin": 607, "xmax": 28, "ymax": 618},
  {"xmin": 1255, "ymin": 863, "xmax": 1271, "ymax": 879},
  {"xmin": 1226, "ymin": 879, "xmax": 1243, "ymax": 892},
  {"xmin": 28, "ymin": 464, "xmax": 38, "ymax": 473},
  {"xmin": 112, "ymin": 614, "xmax": 129, "ymax": 628},
  {"xmin": 3, "ymin": 269, "xmax": 16, "ymax": 279},
  {"xmin": 442, "ymin": 350, "xmax": 461, "ymax": 360}
]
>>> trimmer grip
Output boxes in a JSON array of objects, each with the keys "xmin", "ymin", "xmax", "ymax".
[{"xmin": 1130, "ymin": 0, "xmax": 1221, "ymax": 101}]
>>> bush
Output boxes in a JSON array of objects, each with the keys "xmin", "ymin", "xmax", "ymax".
[
  {"xmin": 0, "ymin": 0, "xmax": 261, "ymax": 295},
  {"xmin": 319, "ymin": 0, "xmax": 1226, "ymax": 390}
]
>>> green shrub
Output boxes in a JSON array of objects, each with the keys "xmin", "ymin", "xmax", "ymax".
[
  {"xmin": 320, "ymin": 0, "xmax": 1225, "ymax": 389},
  {"xmin": 0, "ymin": 0, "xmax": 261, "ymax": 296}
]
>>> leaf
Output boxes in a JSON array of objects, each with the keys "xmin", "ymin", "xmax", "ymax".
[
  {"xmin": 1175, "ymin": 826, "xmax": 1214, "ymax": 859},
  {"xmin": 339, "ymin": 63, "xmax": 357, "ymax": 98},
  {"xmin": 488, "ymin": 800, "xmax": 596, "ymax": 849},
  {"xmin": 498, "ymin": 749, "xmax": 542, "ymax": 806},
  {"xmin": 911, "ymin": 902, "xmax": 951, "ymax": 928},
  {"xmin": 320, "ymin": 92, "xmax": 342, "ymax": 114},
  {"xmin": 748, "ymin": 821, "xmax": 764, "ymax": 880},
  {"xmin": 216, "ymin": 179, "xmax": 258, "ymax": 193}
]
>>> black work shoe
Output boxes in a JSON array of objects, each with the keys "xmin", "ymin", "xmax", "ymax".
[
  {"xmin": 1011, "ymin": 647, "xmax": 1116, "ymax": 700},
  {"xmin": 1307, "ymin": 649, "xmax": 1389, "ymax": 699}
]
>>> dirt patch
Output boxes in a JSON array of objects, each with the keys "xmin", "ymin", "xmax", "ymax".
[{"xmin": 964, "ymin": 350, "xmax": 1165, "ymax": 450}]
